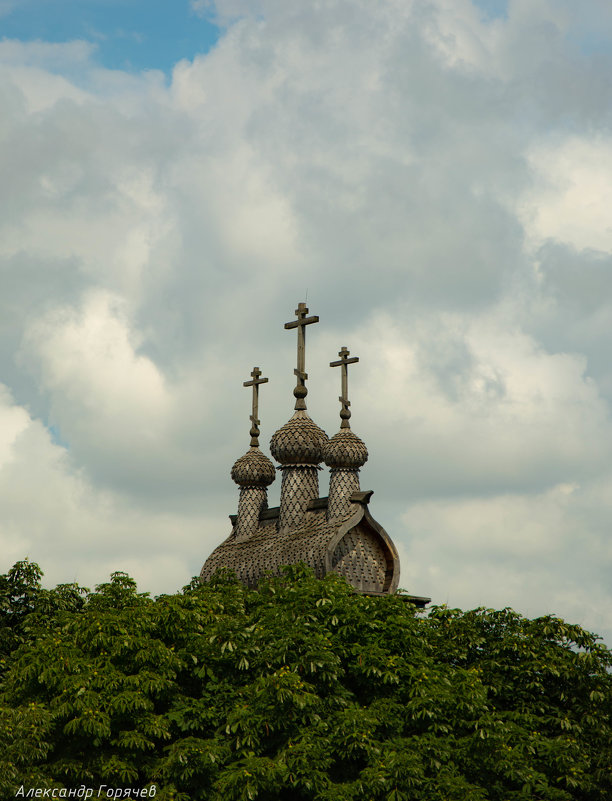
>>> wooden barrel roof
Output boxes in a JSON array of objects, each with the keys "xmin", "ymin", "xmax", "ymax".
[{"xmin": 200, "ymin": 491, "xmax": 401, "ymax": 595}]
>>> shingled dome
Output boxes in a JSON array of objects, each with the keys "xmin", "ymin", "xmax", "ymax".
[
  {"xmin": 199, "ymin": 302, "xmax": 430, "ymax": 608},
  {"xmin": 270, "ymin": 409, "xmax": 328, "ymax": 465},
  {"xmin": 325, "ymin": 428, "xmax": 368, "ymax": 469},
  {"xmin": 231, "ymin": 447, "xmax": 276, "ymax": 487}
]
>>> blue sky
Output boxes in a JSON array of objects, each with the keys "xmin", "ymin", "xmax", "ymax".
[
  {"xmin": 0, "ymin": 0, "xmax": 220, "ymax": 73},
  {"xmin": 0, "ymin": 0, "xmax": 515, "ymax": 75},
  {"xmin": 473, "ymin": 0, "xmax": 508, "ymax": 21}
]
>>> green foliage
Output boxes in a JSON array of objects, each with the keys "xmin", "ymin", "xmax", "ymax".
[
  {"xmin": 0, "ymin": 558, "xmax": 86, "ymax": 665},
  {"xmin": 0, "ymin": 560, "xmax": 611, "ymax": 800}
]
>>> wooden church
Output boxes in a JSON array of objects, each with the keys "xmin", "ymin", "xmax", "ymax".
[{"xmin": 200, "ymin": 303, "xmax": 429, "ymax": 605}]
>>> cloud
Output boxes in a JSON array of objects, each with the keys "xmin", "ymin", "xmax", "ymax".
[
  {"xmin": 0, "ymin": 1, "xmax": 15, "ymax": 18},
  {"xmin": 400, "ymin": 479, "xmax": 612, "ymax": 641},
  {"xmin": 0, "ymin": 386, "xmax": 224, "ymax": 593},
  {"xmin": 0, "ymin": 39, "xmax": 97, "ymax": 70},
  {"xmin": 17, "ymin": 289, "xmax": 241, "ymax": 509},
  {"xmin": 0, "ymin": 0, "xmax": 612, "ymax": 645},
  {"xmin": 20, "ymin": 291, "xmax": 170, "ymax": 451},
  {"xmin": 0, "ymin": 386, "xmax": 30, "ymax": 469},
  {"xmin": 191, "ymin": 0, "xmax": 213, "ymax": 16},
  {"xmin": 521, "ymin": 135, "xmax": 612, "ymax": 253},
  {"xmin": 349, "ymin": 307, "xmax": 611, "ymax": 501}
]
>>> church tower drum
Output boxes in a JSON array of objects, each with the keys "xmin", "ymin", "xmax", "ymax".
[
  {"xmin": 325, "ymin": 347, "xmax": 368, "ymax": 520},
  {"xmin": 270, "ymin": 303, "xmax": 328, "ymax": 530},
  {"xmin": 230, "ymin": 367, "xmax": 275, "ymax": 542}
]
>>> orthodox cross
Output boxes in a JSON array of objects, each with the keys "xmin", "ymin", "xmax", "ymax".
[
  {"xmin": 284, "ymin": 302, "xmax": 319, "ymax": 410},
  {"xmin": 330, "ymin": 346, "xmax": 359, "ymax": 428},
  {"xmin": 243, "ymin": 366, "xmax": 268, "ymax": 446}
]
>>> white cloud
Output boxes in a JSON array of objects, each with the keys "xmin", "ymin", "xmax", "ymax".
[
  {"xmin": 422, "ymin": 0, "xmax": 505, "ymax": 73},
  {"xmin": 521, "ymin": 135, "xmax": 612, "ymax": 253},
  {"xmin": 191, "ymin": 0, "xmax": 213, "ymax": 16},
  {"xmin": 21, "ymin": 291, "xmax": 170, "ymax": 440},
  {"xmin": 16, "ymin": 290, "xmax": 236, "ymax": 506},
  {"xmin": 0, "ymin": 39, "xmax": 97, "ymax": 70},
  {"xmin": 0, "ymin": 0, "xmax": 611, "ymax": 646},
  {"xmin": 351, "ymin": 308, "xmax": 610, "ymax": 500},
  {"xmin": 400, "ymin": 479, "xmax": 612, "ymax": 641},
  {"xmin": 0, "ymin": 389, "xmax": 223, "ymax": 592},
  {"xmin": 0, "ymin": 386, "xmax": 29, "ymax": 469}
]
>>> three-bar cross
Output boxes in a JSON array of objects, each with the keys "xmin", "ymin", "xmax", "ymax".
[
  {"xmin": 330, "ymin": 346, "xmax": 359, "ymax": 428},
  {"xmin": 284, "ymin": 302, "xmax": 319, "ymax": 410},
  {"xmin": 243, "ymin": 366, "xmax": 268, "ymax": 446}
]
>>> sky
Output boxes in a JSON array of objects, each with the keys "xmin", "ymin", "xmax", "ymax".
[{"xmin": 2, "ymin": 0, "xmax": 612, "ymax": 644}]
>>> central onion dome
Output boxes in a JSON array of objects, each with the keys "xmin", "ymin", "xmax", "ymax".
[
  {"xmin": 270, "ymin": 409, "xmax": 328, "ymax": 465},
  {"xmin": 324, "ymin": 428, "xmax": 368, "ymax": 469},
  {"xmin": 231, "ymin": 447, "xmax": 276, "ymax": 487}
]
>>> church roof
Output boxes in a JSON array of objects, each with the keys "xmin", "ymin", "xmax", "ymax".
[
  {"xmin": 200, "ymin": 491, "xmax": 402, "ymax": 597},
  {"xmin": 199, "ymin": 301, "xmax": 430, "ymax": 607}
]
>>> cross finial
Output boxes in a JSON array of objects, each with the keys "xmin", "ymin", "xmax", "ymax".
[
  {"xmin": 243, "ymin": 366, "xmax": 269, "ymax": 446},
  {"xmin": 284, "ymin": 302, "xmax": 319, "ymax": 410},
  {"xmin": 330, "ymin": 346, "xmax": 359, "ymax": 428}
]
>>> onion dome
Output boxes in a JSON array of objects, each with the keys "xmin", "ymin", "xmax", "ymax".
[
  {"xmin": 325, "ymin": 428, "xmax": 368, "ymax": 469},
  {"xmin": 270, "ymin": 410, "xmax": 328, "ymax": 465},
  {"xmin": 231, "ymin": 447, "xmax": 276, "ymax": 487}
]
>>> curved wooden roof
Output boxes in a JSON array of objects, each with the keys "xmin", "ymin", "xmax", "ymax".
[{"xmin": 200, "ymin": 491, "xmax": 400, "ymax": 595}]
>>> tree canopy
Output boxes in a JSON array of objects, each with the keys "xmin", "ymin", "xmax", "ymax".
[{"xmin": 1, "ymin": 559, "xmax": 611, "ymax": 800}]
